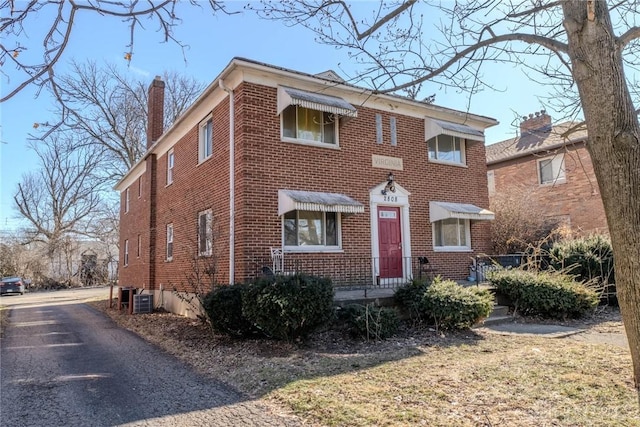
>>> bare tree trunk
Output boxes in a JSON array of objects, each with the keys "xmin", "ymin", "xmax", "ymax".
[{"xmin": 563, "ymin": 1, "xmax": 640, "ymax": 399}]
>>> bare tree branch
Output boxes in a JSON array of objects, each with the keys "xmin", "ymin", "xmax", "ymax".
[
  {"xmin": 618, "ymin": 26, "xmax": 640, "ymax": 49},
  {"xmin": 0, "ymin": 0, "xmax": 229, "ymax": 102}
]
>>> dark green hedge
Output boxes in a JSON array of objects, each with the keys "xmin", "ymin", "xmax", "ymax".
[
  {"xmin": 241, "ymin": 274, "xmax": 335, "ymax": 341},
  {"xmin": 202, "ymin": 284, "xmax": 257, "ymax": 337},
  {"xmin": 395, "ymin": 277, "xmax": 493, "ymax": 330},
  {"xmin": 488, "ymin": 269, "xmax": 598, "ymax": 319},
  {"xmin": 549, "ymin": 235, "xmax": 615, "ymax": 284},
  {"xmin": 421, "ymin": 278, "xmax": 494, "ymax": 330}
]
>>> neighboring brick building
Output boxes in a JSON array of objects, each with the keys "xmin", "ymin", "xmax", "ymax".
[
  {"xmin": 486, "ymin": 110, "xmax": 608, "ymax": 237},
  {"xmin": 115, "ymin": 58, "xmax": 497, "ymax": 315}
]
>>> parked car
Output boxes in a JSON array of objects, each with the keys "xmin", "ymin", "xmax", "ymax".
[{"xmin": 0, "ymin": 277, "xmax": 26, "ymax": 295}]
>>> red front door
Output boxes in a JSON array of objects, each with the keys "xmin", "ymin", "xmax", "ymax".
[{"xmin": 378, "ymin": 206, "xmax": 402, "ymax": 278}]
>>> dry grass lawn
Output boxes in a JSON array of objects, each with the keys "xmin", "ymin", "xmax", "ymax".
[{"xmin": 91, "ymin": 301, "xmax": 638, "ymax": 426}]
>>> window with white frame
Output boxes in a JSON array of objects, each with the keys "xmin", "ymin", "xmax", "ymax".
[
  {"xmin": 433, "ymin": 218, "xmax": 471, "ymax": 251},
  {"xmin": 198, "ymin": 116, "xmax": 213, "ymax": 162},
  {"xmin": 283, "ymin": 210, "xmax": 339, "ymax": 250},
  {"xmin": 487, "ymin": 170, "xmax": 496, "ymax": 196},
  {"xmin": 124, "ymin": 188, "xmax": 130, "ymax": 213},
  {"xmin": 427, "ymin": 134, "xmax": 466, "ymax": 165},
  {"xmin": 282, "ymin": 105, "xmax": 337, "ymax": 145},
  {"xmin": 198, "ymin": 210, "xmax": 213, "ymax": 256},
  {"xmin": 167, "ymin": 149, "xmax": 175, "ymax": 185},
  {"xmin": 138, "ymin": 178, "xmax": 142, "ymax": 198},
  {"xmin": 137, "ymin": 234, "xmax": 141, "ymax": 258},
  {"xmin": 123, "ymin": 239, "xmax": 129, "ymax": 266},
  {"xmin": 166, "ymin": 223, "xmax": 174, "ymax": 261},
  {"xmin": 538, "ymin": 153, "xmax": 566, "ymax": 185}
]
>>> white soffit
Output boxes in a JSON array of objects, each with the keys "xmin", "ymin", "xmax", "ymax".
[
  {"xmin": 278, "ymin": 190, "xmax": 364, "ymax": 216},
  {"xmin": 429, "ymin": 201, "xmax": 495, "ymax": 222},
  {"xmin": 277, "ymin": 86, "xmax": 358, "ymax": 117},
  {"xmin": 425, "ymin": 118, "xmax": 485, "ymax": 142}
]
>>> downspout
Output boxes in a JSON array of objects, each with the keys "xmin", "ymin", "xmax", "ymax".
[{"xmin": 219, "ymin": 79, "xmax": 235, "ymax": 284}]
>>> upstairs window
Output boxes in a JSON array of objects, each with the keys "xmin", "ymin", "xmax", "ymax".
[
  {"xmin": 284, "ymin": 210, "xmax": 339, "ymax": 250},
  {"xmin": 123, "ymin": 239, "xmax": 129, "ymax": 266},
  {"xmin": 199, "ymin": 116, "xmax": 213, "ymax": 163},
  {"xmin": 167, "ymin": 149, "xmax": 175, "ymax": 185},
  {"xmin": 487, "ymin": 170, "xmax": 496, "ymax": 196},
  {"xmin": 166, "ymin": 223, "xmax": 174, "ymax": 261},
  {"xmin": 124, "ymin": 188, "xmax": 130, "ymax": 213},
  {"xmin": 428, "ymin": 134, "xmax": 466, "ymax": 165},
  {"xmin": 282, "ymin": 106, "xmax": 336, "ymax": 145},
  {"xmin": 198, "ymin": 210, "xmax": 213, "ymax": 256},
  {"xmin": 538, "ymin": 153, "xmax": 566, "ymax": 185}
]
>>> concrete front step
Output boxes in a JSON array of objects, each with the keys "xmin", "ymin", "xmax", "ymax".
[
  {"xmin": 491, "ymin": 304, "xmax": 509, "ymax": 317},
  {"xmin": 474, "ymin": 305, "xmax": 513, "ymax": 328}
]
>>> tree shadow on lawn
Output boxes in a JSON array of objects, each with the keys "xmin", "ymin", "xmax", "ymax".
[
  {"xmin": 99, "ymin": 304, "xmax": 491, "ymax": 398},
  {"xmin": 96, "ymin": 301, "xmax": 624, "ymax": 402}
]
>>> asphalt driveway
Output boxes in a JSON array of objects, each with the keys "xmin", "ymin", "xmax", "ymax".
[{"xmin": 0, "ymin": 293, "xmax": 299, "ymax": 426}]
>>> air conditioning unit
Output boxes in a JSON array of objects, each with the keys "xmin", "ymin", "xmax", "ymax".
[{"xmin": 133, "ymin": 294, "xmax": 153, "ymax": 314}]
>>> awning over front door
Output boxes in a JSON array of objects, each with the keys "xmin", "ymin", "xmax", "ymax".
[
  {"xmin": 277, "ymin": 86, "xmax": 358, "ymax": 118},
  {"xmin": 278, "ymin": 190, "xmax": 364, "ymax": 216},
  {"xmin": 429, "ymin": 201, "xmax": 495, "ymax": 222},
  {"xmin": 425, "ymin": 118, "xmax": 485, "ymax": 142}
]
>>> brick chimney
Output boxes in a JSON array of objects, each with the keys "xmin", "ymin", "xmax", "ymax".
[
  {"xmin": 147, "ymin": 76, "xmax": 165, "ymax": 148},
  {"xmin": 520, "ymin": 110, "xmax": 551, "ymax": 135}
]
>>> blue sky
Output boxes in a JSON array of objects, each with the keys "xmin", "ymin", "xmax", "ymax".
[{"xmin": 0, "ymin": 3, "xmax": 567, "ymax": 232}]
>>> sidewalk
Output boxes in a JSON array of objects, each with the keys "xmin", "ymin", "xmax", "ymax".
[{"xmin": 477, "ymin": 322, "xmax": 629, "ymax": 349}]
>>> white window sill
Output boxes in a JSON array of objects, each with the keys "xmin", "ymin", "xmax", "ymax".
[
  {"xmin": 539, "ymin": 179, "xmax": 567, "ymax": 187},
  {"xmin": 428, "ymin": 159, "xmax": 467, "ymax": 168},
  {"xmin": 197, "ymin": 155, "xmax": 213, "ymax": 166},
  {"xmin": 165, "ymin": 182, "xmax": 173, "ymax": 188},
  {"xmin": 284, "ymin": 247, "xmax": 344, "ymax": 254},
  {"xmin": 433, "ymin": 246, "xmax": 472, "ymax": 253},
  {"xmin": 281, "ymin": 137, "xmax": 340, "ymax": 150}
]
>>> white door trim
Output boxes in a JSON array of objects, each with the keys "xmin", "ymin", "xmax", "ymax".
[{"xmin": 369, "ymin": 181, "xmax": 412, "ymax": 285}]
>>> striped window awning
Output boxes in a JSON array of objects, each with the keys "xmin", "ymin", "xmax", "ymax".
[
  {"xmin": 425, "ymin": 118, "xmax": 485, "ymax": 142},
  {"xmin": 277, "ymin": 86, "xmax": 358, "ymax": 118},
  {"xmin": 429, "ymin": 201, "xmax": 494, "ymax": 222},
  {"xmin": 278, "ymin": 190, "xmax": 364, "ymax": 216}
]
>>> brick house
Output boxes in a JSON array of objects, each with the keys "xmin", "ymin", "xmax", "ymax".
[
  {"xmin": 115, "ymin": 58, "xmax": 497, "ymax": 315},
  {"xmin": 486, "ymin": 110, "xmax": 608, "ymax": 236}
]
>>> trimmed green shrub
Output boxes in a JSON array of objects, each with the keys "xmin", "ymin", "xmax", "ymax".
[
  {"xmin": 488, "ymin": 269, "xmax": 599, "ymax": 319},
  {"xmin": 241, "ymin": 274, "xmax": 334, "ymax": 341},
  {"xmin": 202, "ymin": 284, "xmax": 257, "ymax": 337},
  {"xmin": 340, "ymin": 304, "xmax": 399, "ymax": 341},
  {"xmin": 549, "ymin": 235, "xmax": 615, "ymax": 284},
  {"xmin": 421, "ymin": 278, "xmax": 494, "ymax": 330},
  {"xmin": 394, "ymin": 278, "xmax": 431, "ymax": 323}
]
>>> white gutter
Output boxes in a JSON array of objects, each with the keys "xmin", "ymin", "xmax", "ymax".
[{"xmin": 219, "ymin": 79, "xmax": 235, "ymax": 285}]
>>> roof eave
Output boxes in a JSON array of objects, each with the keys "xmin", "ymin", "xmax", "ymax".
[{"xmin": 486, "ymin": 136, "xmax": 587, "ymax": 166}]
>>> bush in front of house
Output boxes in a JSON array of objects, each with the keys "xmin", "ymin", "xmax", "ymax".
[
  {"xmin": 420, "ymin": 277, "xmax": 494, "ymax": 330},
  {"xmin": 549, "ymin": 235, "xmax": 615, "ymax": 284},
  {"xmin": 487, "ymin": 269, "xmax": 599, "ymax": 319},
  {"xmin": 202, "ymin": 284, "xmax": 257, "ymax": 337},
  {"xmin": 339, "ymin": 303, "xmax": 400, "ymax": 341},
  {"xmin": 394, "ymin": 278, "xmax": 431, "ymax": 323},
  {"xmin": 241, "ymin": 274, "xmax": 335, "ymax": 342}
]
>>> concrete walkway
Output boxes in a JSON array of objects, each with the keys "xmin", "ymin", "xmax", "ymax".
[{"xmin": 477, "ymin": 322, "xmax": 629, "ymax": 349}]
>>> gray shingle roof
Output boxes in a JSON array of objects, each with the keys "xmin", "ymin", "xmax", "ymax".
[{"xmin": 486, "ymin": 122, "xmax": 588, "ymax": 165}]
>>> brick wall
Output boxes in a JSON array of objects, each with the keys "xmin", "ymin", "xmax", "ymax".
[
  {"xmin": 120, "ymin": 79, "xmax": 495, "ymax": 292},
  {"xmin": 488, "ymin": 143, "xmax": 608, "ymax": 235},
  {"xmin": 118, "ymin": 168, "xmax": 153, "ymax": 289},
  {"xmin": 234, "ymin": 82, "xmax": 491, "ymax": 281}
]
